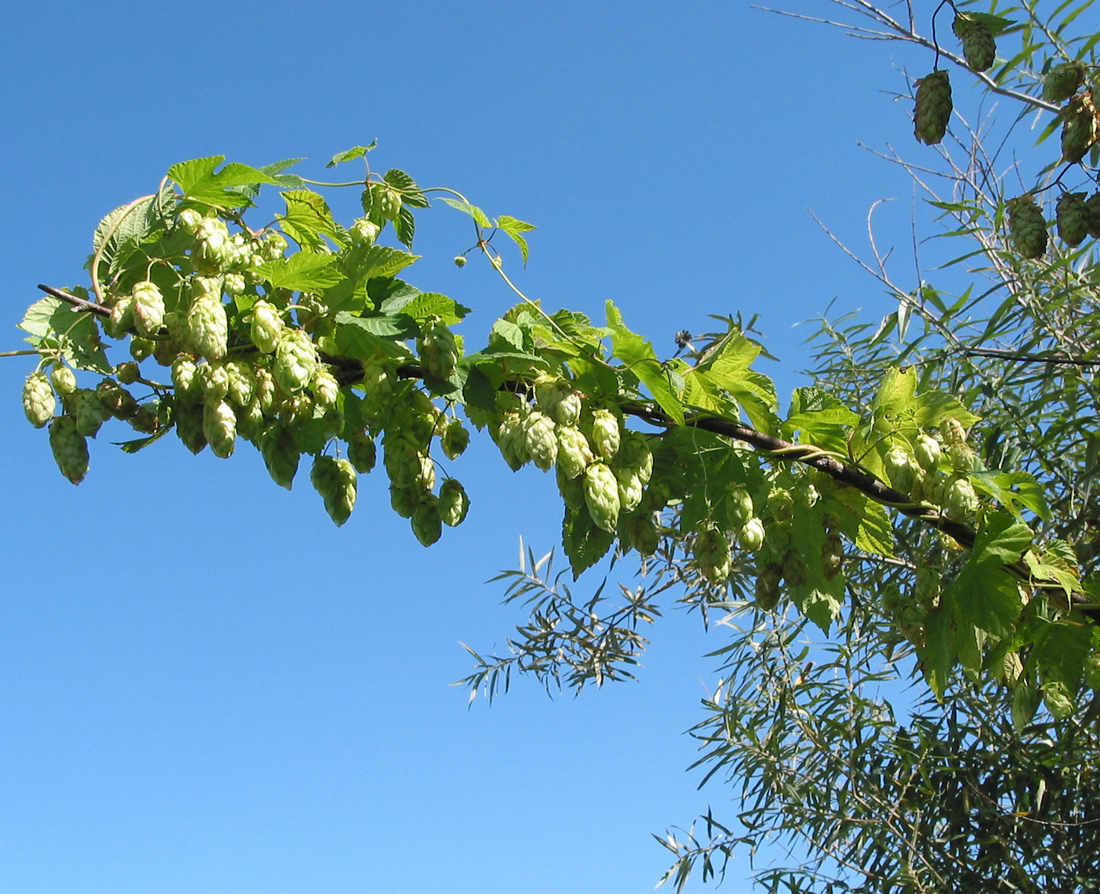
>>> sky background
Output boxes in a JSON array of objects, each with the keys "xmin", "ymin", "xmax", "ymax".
[{"xmin": 0, "ymin": 1, "xmax": 1059, "ymax": 892}]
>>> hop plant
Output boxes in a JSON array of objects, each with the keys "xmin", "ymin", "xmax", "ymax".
[
  {"xmin": 48, "ymin": 415, "xmax": 89, "ymax": 484},
  {"xmin": 249, "ymin": 299, "xmax": 283, "ymax": 353},
  {"xmin": 310, "ymin": 366, "xmax": 340, "ymax": 409},
  {"xmin": 954, "ymin": 14, "xmax": 996, "ymax": 72},
  {"xmin": 22, "ymin": 372, "xmax": 56, "ymax": 428},
  {"xmin": 589, "ymin": 409, "xmax": 621, "ymax": 461},
  {"xmin": 1008, "ymin": 196, "xmax": 1048, "ymax": 259},
  {"xmin": 50, "ymin": 365, "xmax": 77, "ymax": 396},
  {"xmin": 441, "ymin": 419, "xmax": 470, "ymax": 460},
  {"xmin": 131, "ymin": 281, "xmax": 166, "ymax": 337},
  {"xmin": 737, "ymin": 517, "xmax": 766, "ymax": 552},
  {"xmin": 411, "ymin": 494, "xmax": 442, "ymax": 546},
  {"xmin": 71, "ymin": 388, "xmax": 110, "ymax": 437},
  {"xmin": 1043, "ymin": 61, "xmax": 1087, "ymax": 103},
  {"xmin": 347, "ymin": 431, "xmax": 377, "ymax": 474},
  {"xmin": 584, "ymin": 461, "xmax": 621, "ymax": 533},
  {"xmin": 556, "ymin": 426, "xmax": 595, "ymax": 480},
  {"xmin": 913, "ymin": 70, "xmax": 952, "ymax": 145},
  {"xmin": 311, "ymin": 455, "xmax": 357, "ymax": 526},
  {"xmin": 260, "ymin": 426, "xmax": 299, "ymax": 488},
  {"xmin": 915, "ymin": 432, "xmax": 944, "ymax": 471},
  {"xmin": 534, "ymin": 374, "xmax": 582, "ymax": 426},
  {"xmin": 523, "ymin": 410, "xmax": 559, "ymax": 471},
  {"xmin": 374, "ymin": 185, "xmax": 403, "ymax": 222}
]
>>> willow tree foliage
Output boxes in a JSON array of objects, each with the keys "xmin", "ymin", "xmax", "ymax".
[{"xmin": 12, "ymin": 0, "xmax": 1100, "ymax": 890}]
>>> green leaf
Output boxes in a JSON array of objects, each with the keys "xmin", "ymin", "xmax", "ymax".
[
  {"xmin": 562, "ymin": 505, "xmax": 615, "ymax": 578},
  {"xmin": 948, "ymin": 561, "xmax": 1024, "ymax": 641},
  {"xmin": 496, "ymin": 215, "xmax": 537, "ymax": 265},
  {"xmin": 919, "ymin": 604, "xmax": 955, "ymax": 699},
  {"xmin": 393, "ymin": 205, "xmax": 416, "ymax": 248},
  {"xmin": 398, "ymin": 292, "xmax": 472, "ymax": 324},
  {"xmin": 971, "ymin": 510, "xmax": 1032, "ymax": 566},
  {"xmin": 332, "ymin": 313, "xmax": 417, "ymax": 359},
  {"xmin": 872, "ymin": 367, "xmax": 916, "ymax": 416},
  {"xmin": 1011, "ymin": 677, "xmax": 1041, "ymax": 729},
  {"xmin": 358, "ymin": 245, "xmax": 420, "ymax": 280},
  {"xmin": 383, "ymin": 169, "xmax": 429, "ymax": 208},
  {"xmin": 440, "ymin": 197, "xmax": 492, "ymax": 228},
  {"xmin": 326, "ymin": 143, "xmax": 376, "ymax": 167},
  {"xmin": 849, "ymin": 495, "xmax": 895, "ymax": 558},
  {"xmin": 20, "ymin": 294, "xmax": 111, "ymax": 372},
  {"xmin": 256, "ymin": 252, "xmax": 343, "ymax": 291},
  {"xmin": 970, "ymin": 470, "xmax": 1049, "ymax": 520},
  {"xmin": 167, "ymin": 156, "xmax": 282, "ymax": 207},
  {"xmin": 605, "ymin": 300, "xmax": 685, "ymax": 425},
  {"xmin": 278, "ymin": 189, "xmax": 343, "ymax": 250}
]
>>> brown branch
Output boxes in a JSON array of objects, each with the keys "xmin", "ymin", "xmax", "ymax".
[
  {"xmin": 961, "ymin": 347, "xmax": 1100, "ymax": 368},
  {"xmin": 37, "ymin": 284, "xmax": 110, "ymax": 317}
]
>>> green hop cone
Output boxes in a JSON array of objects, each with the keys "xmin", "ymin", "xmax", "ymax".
[
  {"xmin": 523, "ymin": 410, "xmax": 559, "ymax": 471},
  {"xmin": 1008, "ymin": 196, "xmax": 1049, "ymax": 260},
  {"xmin": 694, "ymin": 524, "xmax": 731, "ymax": 584},
  {"xmin": 260, "ymin": 426, "xmax": 299, "ymax": 488},
  {"xmin": 1085, "ymin": 192, "xmax": 1100, "ymax": 239},
  {"xmin": 494, "ymin": 411, "xmax": 530, "ymax": 471},
  {"xmin": 1043, "ymin": 61, "xmax": 1087, "ymax": 103},
  {"xmin": 556, "ymin": 425, "xmax": 595, "ymax": 480},
  {"xmin": 347, "ymin": 431, "xmax": 377, "ymax": 474},
  {"xmin": 534, "ymin": 374, "xmax": 582, "ymax": 426},
  {"xmin": 71, "ymin": 388, "xmax": 110, "ymax": 437},
  {"xmin": 185, "ymin": 291, "xmax": 228, "ymax": 360},
  {"xmin": 374, "ymin": 185, "xmax": 403, "ymax": 222},
  {"xmin": 274, "ymin": 330, "xmax": 317, "ymax": 394},
  {"xmin": 583, "ymin": 461, "xmax": 621, "ymax": 533},
  {"xmin": 417, "ymin": 317, "xmax": 459, "ymax": 380},
  {"xmin": 727, "ymin": 486, "xmax": 754, "ymax": 528},
  {"xmin": 171, "ymin": 354, "xmax": 202, "ymax": 402},
  {"xmin": 411, "ymin": 494, "xmax": 442, "ymax": 546},
  {"xmin": 249, "ymin": 299, "xmax": 283, "ymax": 353},
  {"xmin": 619, "ymin": 511, "xmax": 660, "ymax": 556},
  {"xmin": 350, "ymin": 217, "xmax": 380, "ymax": 246},
  {"xmin": 173, "ymin": 400, "xmax": 207, "ymax": 454},
  {"xmin": 96, "ymin": 379, "xmax": 139, "ymax": 419},
  {"xmin": 737, "ymin": 516, "xmax": 766, "ymax": 552},
  {"xmin": 955, "ymin": 15, "xmax": 996, "ymax": 72},
  {"xmin": 915, "ymin": 433, "xmax": 943, "ymax": 471},
  {"xmin": 944, "ymin": 476, "xmax": 979, "ymax": 520},
  {"xmin": 311, "ymin": 456, "xmax": 357, "ymax": 526},
  {"xmin": 253, "ymin": 366, "xmax": 276, "ymax": 413},
  {"xmin": 200, "ymin": 362, "xmax": 230, "ymax": 403},
  {"xmin": 310, "ymin": 366, "xmax": 340, "ymax": 409},
  {"xmin": 193, "ymin": 217, "xmax": 234, "ymax": 272},
  {"xmin": 22, "ymin": 372, "xmax": 56, "ymax": 428},
  {"xmin": 913, "ymin": 69, "xmax": 952, "ymax": 145},
  {"xmin": 441, "ymin": 419, "xmax": 470, "ymax": 460},
  {"xmin": 782, "ymin": 549, "xmax": 809, "ymax": 587},
  {"xmin": 439, "ymin": 478, "xmax": 470, "ymax": 527},
  {"xmin": 821, "ymin": 531, "xmax": 844, "ymax": 580},
  {"xmin": 202, "ymin": 400, "xmax": 237, "ymax": 459},
  {"xmin": 1062, "ymin": 92, "xmax": 1100, "ymax": 164},
  {"xmin": 131, "ymin": 280, "xmax": 166, "ymax": 337},
  {"xmin": 885, "ymin": 445, "xmax": 919, "ymax": 494},
  {"xmin": 104, "ymin": 294, "xmax": 135, "ymax": 340},
  {"xmin": 589, "ymin": 409, "xmax": 621, "ymax": 460},
  {"xmin": 50, "ymin": 365, "xmax": 77, "ymax": 396},
  {"xmin": 616, "ymin": 468, "xmax": 645, "ymax": 512},
  {"xmin": 116, "ymin": 361, "xmax": 140, "ymax": 386},
  {"xmin": 48, "ymin": 415, "xmax": 89, "ymax": 484},
  {"xmin": 225, "ymin": 362, "xmax": 256, "ymax": 408}
]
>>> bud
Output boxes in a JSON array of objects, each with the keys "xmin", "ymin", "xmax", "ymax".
[{"xmin": 441, "ymin": 419, "xmax": 470, "ymax": 459}]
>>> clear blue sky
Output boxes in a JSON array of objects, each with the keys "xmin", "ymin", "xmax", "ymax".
[{"xmin": 1, "ymin": 2, "xmax": 970, "ymax": 892}]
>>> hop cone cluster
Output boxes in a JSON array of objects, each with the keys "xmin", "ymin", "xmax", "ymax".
[
  {"xmin": 914, "ymin": 70, "xmax": 952, "ymax": 145},
  {"xmin": 1043, "ymin": 61, "xmax": 1087, "ymax": 103},
  {"xmin": 1008, "ymin": 197, "xmax": 1048, "ymax": 259}
]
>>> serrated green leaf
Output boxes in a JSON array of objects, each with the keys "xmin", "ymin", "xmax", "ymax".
[
  {"xmin": 278, "ymin": 189, "xmax": 343, "ymax": 251},
  {"xmin": 562, "ymin": 504, "xmax": 615, "ymax": 579},
  {"xmin": 383, "ymin": 169, "xmax": 429, "ymax": 208},
  {"xmin": 1012, "ymin": 677, "xmax": 1041, "ymax": 729},
  {"xmin": 948, "ymin": 561, "xmax": 1023, "ymax": 640},
  {"xmin": 972, "ymin": 510, "xmax": 1032, "ymax": 566},
  {"xmin": 167, "ymin": 156, "xmax": 282, "ymax": 207},
  {"xmin": 393, "ymin": 205, "xmax": 416, "ymax": 248},
  {"xmin": 256, "ymin": 251, "xmax": 343, "ymax": 291},
  {"xmin": 919, "ymin": 604, "xmax": 955, "ymax": 699},
  {"xmin": 399, "ymin": 292, "xmax": 472, "ymax": 324},
  {"xmin": 872, "ymin": 367, "xmax": 916, "ymax": 416},
  {"xmin": 358, "ymin": 245, "xmax": 420, "ymax": 280},
  {"xmin": 970, "ymin": 470, "xmax": 1049, "ymax": 520},
  {"xmin": 853, "ymin": 497, "xmax": 895, "ymax": 557},
  {"xmin": 496, "ymin": 215, "xmax": 537, "ymax": 265},
  {"xmin": 606, "ymin": 300, "xmax": 684, "ymax": 425},
  {"xmin": 326, "ymin": 143, "xmax": 377, "ymax": 167},
  {"xmin": 332, "ymin": 312, "xmax": 418, "ymax": 359},
  {"xmin": 440, "ymin": 197, "xmax": 492, "ymax": 228}
]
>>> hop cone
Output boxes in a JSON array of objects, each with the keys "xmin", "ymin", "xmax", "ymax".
[
  {"xmin": 495, "ymin": 412, "xmax": 530, "ymax": 471},
  {"xmin": 261, "ymin": 426, "xmax": 299, "ymax": 488},
  {"xmin": 310, "ymin": 366, "xmax": 340, "ymax": 409},
  {"xmin": 411, "ymin": 496, "xmax": 442, "ymax": 547},
  {"xmin": 523, "ymin": 410, "xmax": 558, "ymax": 471},
  {"xmin": 737, "ymin": 517, "xmax": 766, "ymax": 552},
  {"xmin": 440, "ymin": 419, "xmax": 470, "ymax": 460},
  {"xmin": 617, "ymin": 431, "xmax": 653, "ymax": 483},
  {"xmin": 619, "ymin": 511, "xmax": 659, "ymax": 556},
  {"xmin": 694, "ymin": 525, "xmax": 731, "ymax": 584},
  {"xmin": 202, "ymin": 400, "xmax": 238, "ymax": 458},
  {"xmin": 727, "ymin": 487, "xmax": 754, "ymax": 528},
  {"xmin": 1086, "ymin": 192, "xmax": 1100, "ymax": 238},
  {"xmin": 755, "ymin": 563, "xmax": 783, "ymax": 611},
  {"xmin": 1008, "ymin": 197, "xmax": 1048, "ymax": 259},
  {"xmin": 96, "ymin": 379, "xmax": 139, "ymax": 419},
  {"xmin": 1057, "ymin": 191, "xmax": 1090, "ymax": 246},
  {"xmin": 274, "ymin": 330, "xmax": 317, "ymax": 394},
  {"xmin": 72, "ymin": 388, "xmax": 110, "ymax": 437},
  {"xmin": 954, "ymin": 15, "xmax": 996, "ymax": 72},
  {"xmin": 583, "ymin": 462, "xmax": 621, "ymax": 533},
  {"xmin": 174, "ymin": 400, "xmax": 207, "ymax": 454},
  {"xmin": 1043, "ymin": 61, "xmax": 1086, "ymax": 103},
  {"xmin": 347, "ymin": 431, "xmax": 377, "ymax": 474},
  {"xmin": 616, "ymin": 467, "xmax": 645, "ymax": 512},
  {"xmin": 913, "ymin": 70, "xmax": 952, "ymax": 145},
  {"xmin": 185, "ymin": 292, "xmax": 228, "ymax": 360},
  {"xmin": 439, "ymin": 479, "xmax": 470, "ymax": 527},
  {"xmin": 534, "ymin": 374, "xmax": 582, "ymax": 426},
  {"xmin": 417, "ymin": 317, "xmax": 458, "ymax": 380},
  {"xmin": 48, "ymin": 415, "xmax": 89, "ymax": 484},
  {"xmin": 22, "ymin": 372, "xmax": 56, "ymax": 428},
  {"xmin": 249, "ymin": 299, "xmax": 283, "ymax": 353},
  {"xmin": 311, "ymin": 455, "xmax": 357, "ymax": 526},
  {"xmin": 1061, "ymin": 92, "xmax": 1100, "ymax": 163},
  {"xmin": 226, "ymin": 361, "xmax": 256, "ymax": 408},
  {"xmin": 132, "ymin": 281, "xmax": 165, "ymax": 337},
  {"xmin": 50, "ymin": 365, "xmax": 77, "ymax": 396},
  {"xmin": 556, "ymin": 425, "xmax": 594, "ymax": 480},
  {"xmin": 589, "ymin": 409, "xmax": 621, "ymax": 460}
]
